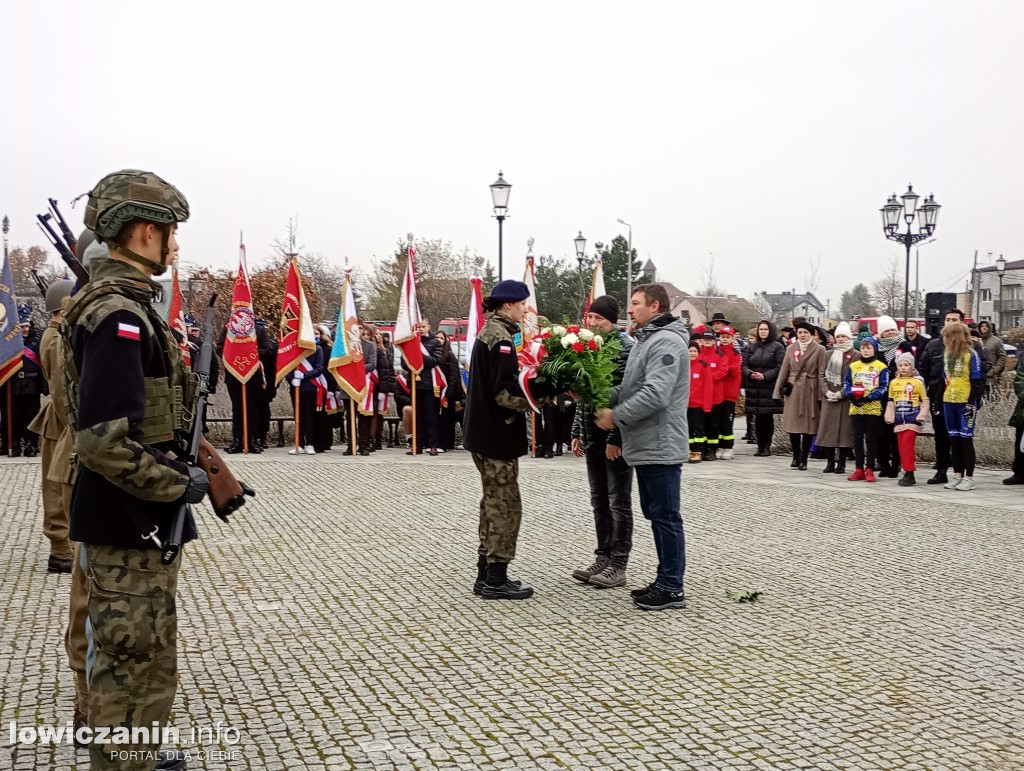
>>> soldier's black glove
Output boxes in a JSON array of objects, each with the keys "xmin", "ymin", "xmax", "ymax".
[{"xmin": 184, "ymin": 466, "xmax": 210, "ymax": 504}]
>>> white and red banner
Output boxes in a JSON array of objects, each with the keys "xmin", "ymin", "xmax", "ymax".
[
  {"xmin": 465, "ymin": 276, "xmax": 485, "ymax": 370},
  {"xmin": 522, "ymin": 256, "xmax": 539, "ymax": 342},
  {"xmin": 222, "ymin": 239, "xmax": 260, "ymax": 383},
  {"xmin": 584, "ymin": 259, "xmax": 607, "ymax": 319},
  {"xmin": 395, "ymin": 245, "xmax": 424, "ymax": 374}
]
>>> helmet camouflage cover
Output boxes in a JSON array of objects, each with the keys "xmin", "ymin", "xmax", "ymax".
[{"xmin": 84, "ymin": 169, "xmax": 189, "ymax": 241}]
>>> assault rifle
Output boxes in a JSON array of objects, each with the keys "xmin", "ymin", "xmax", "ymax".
[
  {"xmin": 30, "ymin": 269, "xmax": 50, "ymax": 297},
  {"xmin": 162, "ymin": 295, "xmax": 256, "ymax": 565},
  {"xmin": 36, "ymin": 199, "xmax": 89, "ymax": 285}
]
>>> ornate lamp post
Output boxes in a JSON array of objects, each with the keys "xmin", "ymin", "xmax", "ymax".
[
  {"xmin": 997, "ymin": 254, "xmax": 1007, "ymax": 330},
  {"xmin": 881, "ymin": 185, "xmax": 940, "ymax": 325},
  {"xmin": 489, "ymin": 171, "xmax": 511, "ymax": 280}
]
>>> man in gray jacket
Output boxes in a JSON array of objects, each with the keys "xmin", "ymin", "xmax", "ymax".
[{"xmin": 596, "ymin": 284, "xmax": 689, "ymax": 611}]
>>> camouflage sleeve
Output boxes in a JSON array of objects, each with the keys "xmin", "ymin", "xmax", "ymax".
[{"xmin": 75, "ymin": 310, "xmax": 189, "ymax": 502}]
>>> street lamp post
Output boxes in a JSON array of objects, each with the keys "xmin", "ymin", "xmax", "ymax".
[
  {"xmin": 489, "ymin": 171, "xmax": 511, "ymax": 281},
  {"xmin": 617, "ymin": 217, "xmax": 632, "ymax": 306},
  {"xmin": 574, "ymin": 231, "xmax": 588, "ymax": 317},
  {"xmin": 997, "ymin": 254, "xmax": 1007, "ymax": 330},
  {"xmin": 880, "ymin": 185, "xmax": 940, "ymax": 326}
]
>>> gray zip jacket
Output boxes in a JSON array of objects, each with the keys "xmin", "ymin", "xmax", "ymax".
[{"xmin": 610, "ymin": 314, "xmax": 690, "ymax": 466}]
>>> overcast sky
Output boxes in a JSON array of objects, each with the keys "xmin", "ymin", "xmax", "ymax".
[{"xmin": 3, "ymin": 1, "xmax": 1022, "ymax": 314}]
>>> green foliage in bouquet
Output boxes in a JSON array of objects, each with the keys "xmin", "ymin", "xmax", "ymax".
[{"xmin": 534, "ymin": 322, "xmax": 622, "ymax": 409}]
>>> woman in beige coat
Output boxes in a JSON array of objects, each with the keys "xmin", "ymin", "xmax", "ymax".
[
  {"xmin": 816, "ymin": 322, "xmax": 856, "ymax": 475},
  {"xmin": 773, "ymin": 323, "xmax": 826, "ymax": 470}
]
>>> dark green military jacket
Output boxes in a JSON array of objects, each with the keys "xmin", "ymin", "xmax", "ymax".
[
  {"xmin": 63, "ymin": 258, "xmax": 197, "ymax": 549},
  {"xmin": 462, "ymin": 312, "xmax": 532, "ymax": 460}
]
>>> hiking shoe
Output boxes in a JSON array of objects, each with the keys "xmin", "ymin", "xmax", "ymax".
[
  {"xmin": 943, "ymin": 477, "xmax": 961, "ymax": 490},
  {"xmin": 572, "ymin": 556, "xmax": 610, "ymax": 583},
  {"xmin": 955, "ymin": 477, "xmax": 976, "ymax": 491},
  {"xmin": 847, "ymin": 468, "xmax": 865, "ymax": 481},
  {"xmin": 474, "ymin": 578, "xmax": 521, "ymax": 596},
  {"xmin": 633, "ymin": 587, "xmax": 687, "ymax": 611},
  {"xmin": 630, "ymin": 583, "xmax": 656, "ymax": 598},
  {"xmin": 898, "ymin": 471, "xmax": 916, "ymax": 486},
  {"xmin": 589, "ymin": 564, "xmax": 627, "ymax": 588},
  {"xmin": 480, "ymin": 580, "xmax": 534, "ymax": 600}
]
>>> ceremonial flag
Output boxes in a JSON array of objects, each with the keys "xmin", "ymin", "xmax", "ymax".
[
  {"xmin": 0, "ymin": 250, "xmax": 23, "ymax": 387},
  {"xmin": 522, "ymin": 256, "xmax": 539, "ymax": 342},
  {"xmin": 328, "ymin": 269, "xmax": 367, "ymax": 402},
  {"xmin": 395, "ymin": 245, "xmax": 424, "ymax": 374},
  {"xmin": 167, "ymin": 264, "xmax": 191, "ymax": 368},
  {"xmin": 464, "ymin": 276, "xmax": 484, "ymax": 370},
  {"xmin": 275, "ymin": 257, "xmax": 317, "ymax": 385},
  {"xmin": 584, "ymin": 259, "xmax": 607, "ymax": 319},
  {"xmin": 222, "ymin": 238, "xmax": 259, "ymax": 383}
]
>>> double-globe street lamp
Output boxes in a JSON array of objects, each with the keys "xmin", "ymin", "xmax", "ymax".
[
  {"xmin": 880, "ymin": 185, "xmax": 941, "ymax": 325},
  {"xmin": 489, "ymin": 171, "xmax": 511, "ymax": 281}
]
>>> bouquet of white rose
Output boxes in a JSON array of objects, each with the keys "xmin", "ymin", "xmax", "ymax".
[{"xmin": 530, "ymin": 322, "xmax": 622, "ymax": 409}]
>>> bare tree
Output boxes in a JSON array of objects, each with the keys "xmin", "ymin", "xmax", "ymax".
[
  {"xmin": 696, "ymin": 254, "xmax": 725, "ymax": 321},
  {"xmin": 871, "ymin": 257, "xmax": 905, "ymax": 317}
]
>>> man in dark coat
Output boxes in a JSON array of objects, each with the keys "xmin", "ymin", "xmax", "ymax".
[
  {"xmin": 217, "ymin": 320, "xmax": 274, "ymax": 453},
  {"xmin": 6, "ymin": 305, "xmax": 45, "ymax": 457}
]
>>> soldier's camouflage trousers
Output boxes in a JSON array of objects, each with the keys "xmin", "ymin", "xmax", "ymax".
[
  {"xmin": 473, "ymin": 453, "xmax": 522, "ymax": 563},
  {"xmin": 85, "ymin": 544, "xmax": 180, "ymax": 771}
]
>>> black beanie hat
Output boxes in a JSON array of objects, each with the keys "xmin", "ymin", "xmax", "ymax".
[{"xmin": 588, "ymin": 295, "xmax": 619, "ymax": 323}]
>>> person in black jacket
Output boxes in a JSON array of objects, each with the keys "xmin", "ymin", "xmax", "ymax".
[
  {"xmin": 217, "ymin": 320, "xmax": 274, "ymax": 454},
  {"xmin": 920, "ymin": 308, "xmax": 969, "ymax": 484},
  {"xmin": 371, "ymin": 325, "xmax": 396, "ymax": 450},
  {"xmin": 742, "ymin": 320, "xmax": 785, "ymax": 456},
  {"xmin": 255, "ymin": 317, "xmax": 278, "ymax": 448},
  {"xmin": 5, "ymin": 307, "xmax": 45, "ymax": 457},
  {"xmin": 436, "ymin": 330, "xmax": 465, "ymax": 452},
  {"xmin": 463, "ymin": 280, "xmax": 558, "ymax": 600},
  {"xmin": 402, "ymin": 318, "xmax": 443, "ymax": 455}
]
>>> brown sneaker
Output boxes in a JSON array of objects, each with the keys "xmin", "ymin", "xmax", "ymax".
[
  {"xmin": 571, "ymin": 556, "xmax": 610, "ymax": 583},
  {"xmin": 589, "ymin": 564, "xmax": 627, "ymax": 588}
]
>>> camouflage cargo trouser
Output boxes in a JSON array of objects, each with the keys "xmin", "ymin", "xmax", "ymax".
[
  {"xmin": 85, "ymin": 544, "xmax": 180, "ymax": 771},
  {"xmin": 472, "ymin": 453, "xmax": 522, "ymax": 563}
]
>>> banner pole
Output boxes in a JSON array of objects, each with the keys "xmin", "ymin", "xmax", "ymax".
[
  {"xmin": 350, "ymin": 399, "xmax": 357, "ymax": 455},
  {"xmin": 531, "ymin": 413, "xmax": 537, "ymax": 458},
  {"xmin": 293, "ymin": 385, "xmax": 300, "ymax": 452},
  {"xmin": 412, "ymin": 375, "xmax": 419, "ymax": 454},
  {"xmin": 242, "ymin": 384, "xmax": 249, "ymax": 454}
]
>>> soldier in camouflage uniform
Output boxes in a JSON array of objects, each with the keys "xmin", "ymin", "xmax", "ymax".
[
  {"xmin": 62, "ymin": 170, "xmax": 209, "ymax": 771},
  {"xmin": 27, "ymin": 279, "xmax": 76, "ymax": 573},
  {"xmin": 463, "ymin": 279, "xmax": 558, "ymax": 600}
]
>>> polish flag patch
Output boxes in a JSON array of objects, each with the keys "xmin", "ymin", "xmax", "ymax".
[
  {"xmin": 499, "ymin": 343, "xmax": 512, "ymax": 354},
  {"xmin": 117, "ymin": 323, "xmax": 141, "ymax": 341}
]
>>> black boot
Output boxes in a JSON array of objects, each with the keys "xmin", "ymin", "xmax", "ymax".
[
  {"xmin": 480, "ymin": 562, "xmax": 533, "ymax": 600},
  {"xmin": 927, "ymin": 471, "xmax": 948, "ymax": 485},
  {"xmin": 898, "ymin": 470, "xmax": 917, "ymax": 486},
  {"xmin": 822, "ymin": 448, "xmax": 836, "ymax": 474},
  {"xmin": 798, "ymin": 450, "xmax": 808, "ymax": 471},
  {"xmin": 834, "ymin": 449, "xmax": 847, "ymax": 475},
  {"xmin": 473, "ymin": 556, "xmax": 488, "ymax": 595},
  {"xmin": 155, "ymin": 749, "xmax": 187, "ymax": 770}
]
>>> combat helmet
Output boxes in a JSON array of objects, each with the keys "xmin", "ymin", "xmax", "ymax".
[
  {"xmin": 45, "ymin": 279, "xmax": 75, "ymax": 314},
  {"xmin": 83, "ymin": 169, "xmax": 189, "ymax": 275}
]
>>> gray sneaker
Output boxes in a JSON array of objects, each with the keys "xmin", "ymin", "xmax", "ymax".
[
  {"xmin": 572, "ymin": 556, "xmax": 610, "ymax": 583},
  {"xmin": 589, "ymin": 564, "xmax": 627, "ymax": 588}
]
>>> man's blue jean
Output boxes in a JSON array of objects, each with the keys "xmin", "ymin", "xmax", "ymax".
[{"xmin": 635, "ymin": 464, "xmax": 685, "ymax": 593}]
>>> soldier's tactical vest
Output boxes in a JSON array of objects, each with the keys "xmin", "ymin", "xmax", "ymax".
[{"xmin": 60, "ymin": 264, "xmax": 197, "ymax": 446}]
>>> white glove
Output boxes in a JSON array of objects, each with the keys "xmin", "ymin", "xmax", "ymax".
[
  {"xmin": 291, "ymin": 376, "xmax": 301, "ymax": 387},
  {"xmin": 294, "ymin": 371, "xmax": 305, "ymax": 380}
]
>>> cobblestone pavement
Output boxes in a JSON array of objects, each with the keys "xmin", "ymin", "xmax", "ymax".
[{"xmin": 2, "ymin": 443, "xmax": 1023, "ymax": 770}]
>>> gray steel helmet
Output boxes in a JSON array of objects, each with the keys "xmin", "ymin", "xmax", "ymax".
[
  {"xmin": 76, "ymin": 228, "xmax": 96, "ymax": 259},
  {"xmin": 45, "ymin": 279, "xmax": 75, "ymax": 313}
]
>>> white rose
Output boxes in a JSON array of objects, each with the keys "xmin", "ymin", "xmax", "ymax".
[
  {"xmin": 561, "ymin": 333, "xmax": 579, "ymax": 348},
  {"xmin": 579, "ymin": 329, "xmax": 595, "ymax": 341},
  {"xmin": 593, "ymin": 335, "xmax": 603, "ymax": 347},
  {"xmin": 552, "ymin": 325, "xmax": 567, "ymax": 336}
]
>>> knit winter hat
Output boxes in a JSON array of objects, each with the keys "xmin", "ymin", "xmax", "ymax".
[
  {"xmin": 896, "ymin": 352, "xmax": 916, "ymax": 367},
  {"xmin": 588, "ymin": 295, "xmax": 619, "ymax": 324},
  {"xmin": 877, "ymin": 315, "xmax": 898, "ymax": 335},
  {"xmin": 834, "ymin": 322, "xmax": 852, "ymax": 339},
  {"xmin": 860, "ymin": 336, "xmax": 879, "ymax": 353}
]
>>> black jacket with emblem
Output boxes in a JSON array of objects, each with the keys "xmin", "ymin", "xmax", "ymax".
[
  {"xmin": 462, "ymin": 312, "xmax": 533, "ymax": 460},
  {"xmin": 12, "ymin": 328, "xmax": 45, "ymax": 396},
  {"xmin": 63, "ymin": 258, "xmax": 197, "ymax": 549}
]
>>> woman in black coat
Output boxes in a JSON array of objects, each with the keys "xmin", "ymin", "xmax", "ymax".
[
  {"xmin": 371, "ymin": 326, "xmax": 396, "ymax": 450},
  {"xmin": 436, "ymin": 331, "xmax": 466, "ymax": 451},
  {"xmin": 742, "ymin": 319, "xmax": 786, "ymax": 456}
]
